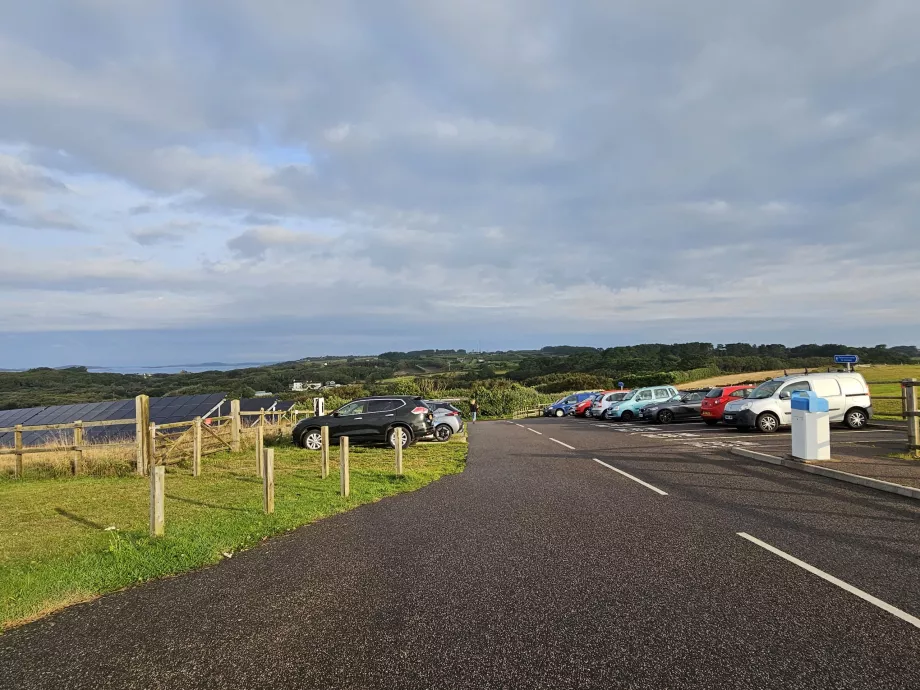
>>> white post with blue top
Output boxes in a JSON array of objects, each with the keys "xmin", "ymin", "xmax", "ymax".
[{"xmin": 791, "ymin": 391, "xmax": 831, "ymax": 461}]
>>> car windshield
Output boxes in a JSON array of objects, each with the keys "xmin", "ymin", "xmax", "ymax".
[
  {"xmin": 622, "ymin": 390, "xmax": 638, "ymax": 400},
  {"xmin": 706, "ymin": 388, "xmax": 723, "ymax": 398},
  {"xmin": 749, "ymin": 380, "xmax": 784, "ymax": 399}
]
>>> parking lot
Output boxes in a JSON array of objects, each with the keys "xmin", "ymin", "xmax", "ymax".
[{"xmin": 540, "ymin": 414, "xmax": 906, "ymax": 459}]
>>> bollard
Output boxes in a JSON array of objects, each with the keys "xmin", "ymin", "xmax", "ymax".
[
  {"xmin": 149, "ymin": 465, "xmax": 165, "ymax": 537},
  {"xmin": 395, "ymin": 428, "xmax": 404, "ymax": 476},
  {"xmin": 321, "ymin": 426, "xmax": 330, "ymax": 479},
  {"xmin": 340, "ymin": 436, "xmax": 350, "ymax": 497},
  {"xmin": 263, "ymin": 448, "xmax": 275, "ymax": 514}
]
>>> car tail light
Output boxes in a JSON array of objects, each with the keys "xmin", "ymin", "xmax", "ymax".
[
  {"xmin": 447, "ymin": 411, "xmax": 459, "ymax": 416},
  {"xmin": 411, "ymin": 406, "xmax": 429, "ymax": 414}
]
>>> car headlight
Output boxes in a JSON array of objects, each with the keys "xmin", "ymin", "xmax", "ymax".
[
  {"xmin": 611, "ymin": 405, "xmax": 620, "ymax": 411},
  {"xmin": 647, "ymin": 407, "xmax": 658, "ymax": 412},
  {"xmin": 739, "ymin": 402, "xmax": 753, "ymax": 411}
]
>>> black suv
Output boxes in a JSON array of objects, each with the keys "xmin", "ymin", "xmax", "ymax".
[{"xmin": 293, "ymin": 396, "xmax": 434, "ymax": 450}]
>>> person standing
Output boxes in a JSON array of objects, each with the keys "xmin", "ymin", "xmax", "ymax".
[{"xmin": 469, "ymin": 397, "xmax": 478, "ymax": 423}]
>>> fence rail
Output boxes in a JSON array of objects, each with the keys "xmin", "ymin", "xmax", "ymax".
[
  {"xmin": 512, "ymin": 407, "xmax": 544, "ymax": 419},
  {"xmin": 2, "ymin": 396, "xmax": 310, "ymax": 479}
]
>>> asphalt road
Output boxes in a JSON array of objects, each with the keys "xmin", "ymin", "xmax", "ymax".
[{"xmin": 1, "ymin": 419, "xmax": 919, "ymax": 689}]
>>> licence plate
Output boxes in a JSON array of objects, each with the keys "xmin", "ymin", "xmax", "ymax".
[
  {"xmin": 724, "ymin": 414, "xmax": 735, "ymax": 421},
  {"xmin": 701, "ymin": 411, "xmax": 712, "ymax": 416}
]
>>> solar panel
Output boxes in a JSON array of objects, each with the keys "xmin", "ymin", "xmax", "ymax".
[
  {"xmin": 0, "ymin": 407, "xmax": 47, "ymax": 446},
  {"xmin": 0, "ymin": 393, "xmax": 228, "ymax": 448},
  {"xmin": 274, "ymin": 401, "xmax": 296, "ymax": 412}
]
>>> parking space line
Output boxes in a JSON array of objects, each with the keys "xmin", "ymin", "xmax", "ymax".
[
  {"xmin": 737, "ymin": 533, "xmax": 920, "ymax": 630},
  {"xmin": 549, "ymin": 438, "xmax": 576, "ymax": 450},
  {"xmin": 593, "ymin": 458, "xmax": 668, "ymax": 496},
  {"xmin": 527, "ymin": 428, "xmax": 543, "ymax": 436}
]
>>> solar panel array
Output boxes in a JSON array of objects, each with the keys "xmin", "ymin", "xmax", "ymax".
[{"xmin": 0, "ymin": 394, "xmax": 227, "ymax": 448}]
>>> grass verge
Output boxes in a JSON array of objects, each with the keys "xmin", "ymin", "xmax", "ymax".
[{"xmin": 0, "ymin": 437, "xmax": 466, "ymax": 630}]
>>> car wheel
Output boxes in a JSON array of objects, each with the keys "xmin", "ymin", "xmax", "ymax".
[
  {"xmin": 555, "ymin": 409, "xmax": 565, "ymax": 417},
  {"xmin": 657, "ymin": 410, "xmax": 674, "ymax": 424},
  {"xmin": 388, "ymin": 426, "xmax": 412, "ymax": 449},
  {"xmin": 756, "ymin": 412, "xmax": 780, "ymax": 434},
  {"xmin": 704, "ymin": 419, "xmax": 718, "ymax": 426},
  {"xmin": 434, "ymin": 424, "xmax": 453, "ymax": 442},
  {"xmin": 620, "ymin": 410, "xmax": 634, "ymax": 422},
  {"xmin": 844, "ymin": 408, "xmax": 868, "ymax": 429},
  {"xmin": 602, "ymin": 409, "xmax": 612, "ymax": 420},
  {"xmin": 301, "ymin": 429, "xmax": 323, "ymax": 450}
]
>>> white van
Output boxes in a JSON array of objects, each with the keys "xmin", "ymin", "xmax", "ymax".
[{"xmin": 722, "ymin": 372, "xmax": 872, "ymax": 433}]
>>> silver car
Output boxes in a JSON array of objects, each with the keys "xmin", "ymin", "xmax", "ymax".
[{"xmin": 424, "ymin": 401, "xmax": 464, "ymax": 441}]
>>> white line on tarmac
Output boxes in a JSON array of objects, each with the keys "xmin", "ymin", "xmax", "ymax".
[
  {"xmin": 527, "ymin": 427, "xmax": 543, "ymax": 435},
  {"xmin": 593, "ymin": 458, "xmax": 668, "ymax": 496},
  {"xmin": 737, "ymin": 533, "xmax": 920, "ymax": 630},
  {"xmin": 549, "ymin": 437, "xmax": 576, "ymax": 450}
]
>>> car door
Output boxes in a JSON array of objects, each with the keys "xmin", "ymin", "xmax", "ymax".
[
  {"xmin": 633, "ymin": 389, "xmax": 654, "ymax": 413},
  {"xmin": 812, "ymin": 378, "xmax": 845, "ymax": 421},
  {"xmin": 362, "ymin": 399, "xmax": 399, "ymax": 440},
  {"xmin": 679, "ymin": 392, "xmax": 704, "ymax": 419},
  {"xmin": 330, "ymin": 400, "xmax": 368, "ymax": 440},
  {"xmin": 777, "ymin": 381, "xmax": 811, "ymax": 423}
]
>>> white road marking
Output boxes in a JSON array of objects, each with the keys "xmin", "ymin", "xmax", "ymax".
[
  {"xmin": 593, "ymin": 458, "xmax": 668, "ymax": 496},
  {"xmin": 737, "ymin": 533, "xmax": 920, "ymax": 630},
  {"xmin": 527, "ymin": 427, "xmax": 543, "ymax": 436},
  {"xmin": 549, "ymin": 437, "xmax": 576, "ymax": 450}
]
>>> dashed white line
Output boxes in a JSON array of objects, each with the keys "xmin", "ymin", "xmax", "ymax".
[
  {"xmin": 549, "ymin": 437, "xmax": 576, "ymax": 450},
  {"xmin": 737, "ymin": 533, "xmax": 920, "ymax": 630},
  {"xmin": 527, "ymin": 427, "xmax": 543, "ymax": 436},
  {"xmin": 592, "ymin": 458, "xmax": 668, "ymax": 496}
]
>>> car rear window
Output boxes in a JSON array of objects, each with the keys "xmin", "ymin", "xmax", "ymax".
[{"xmin": 706, "ymin": 388, "xmax": 723, "ymax": 398}]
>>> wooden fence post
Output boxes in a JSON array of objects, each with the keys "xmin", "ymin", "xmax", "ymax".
[
  {"xmin": 149, "ymin": 465, "xmax": 165, "ymax": 537},
  {"xmin": 14, "ymin": 424, "xmax": 23, "ymax": 479},
  {"xmin": 193, "ymin": 417, "xmax": 202, "ymax": 477},
  {"xmin": 255, "ymin": 424, "xmax": 264, "ymax": 478},
  {"xmin": 135, "ymin": 395, "xmax": 150, "ymax": 475},
  {"xmin": 395, "ymin": 428, "xmax": 404, "ymax": 476},
  {"xmin": 321, "ymin": 426, "xmax": 330, "ymax": 479},
  {"xmin": 262, "ymin": 448, "xmax": 275, "ymax": 514},
  {"xmin": 72, "ymin": 421, "xmax": 84, "ymax": 476},
  {"xmin": 230, "ymin": 399, "xmax": 241, "ymax": 452},
  {"xmin": 340, "ymin": 436, "xmax": 350, "ymax": 497},
  {"xmin": 260, "ymin": 408, "xmax": 266, "ymax": 429},
  {"xmin": 906, "ymin": 379, "xmax": 919, "ymax": 458},
  {"xmin": 147, "ymin": 422, "xmax": 156, "ymax": 471}
]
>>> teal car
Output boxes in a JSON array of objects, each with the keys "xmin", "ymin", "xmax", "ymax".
[{"xmin": 605, "ymin": 385, "xmax": 680, "ymax": 421}]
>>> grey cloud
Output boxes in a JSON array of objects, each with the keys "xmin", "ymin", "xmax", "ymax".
[{"xmin": 1, "ymin": 0, "xmax": 919, "ymax": 365}]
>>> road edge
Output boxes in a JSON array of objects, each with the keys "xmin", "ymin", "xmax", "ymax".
[{"xmin": 729, "ymin": 448, "xmax": 920, "ymax": 501}]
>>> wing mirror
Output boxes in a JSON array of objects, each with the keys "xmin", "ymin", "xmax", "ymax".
[{"xmin": 779, "ymin": 392, "xmax": 791, "ymax": 400}]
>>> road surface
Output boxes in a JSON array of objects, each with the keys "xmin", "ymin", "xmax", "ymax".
[{"xmin": 1, "ymin": 418, "xmax": 918, "ymax": 689}]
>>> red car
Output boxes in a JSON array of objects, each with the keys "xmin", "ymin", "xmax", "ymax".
[
  {"xmin": 700, "ymin": 385, "xmax": 755, "ymax": 425},
  {"xmin": 575, "ymin": 391, "xmax": 610, "ymax": 417}
]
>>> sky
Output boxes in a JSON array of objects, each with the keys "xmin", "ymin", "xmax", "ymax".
[{"xmin": 1, "ymin": 0, "xmax": 919, "ymax": 368}]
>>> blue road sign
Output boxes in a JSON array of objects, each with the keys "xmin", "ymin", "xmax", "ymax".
[
  {"xmin": 834, "ymin": 355, "xmax": 859, "ymax": 364},
  {"xmin": 618, "ymin": 381, "xmax": 625, "ymax": 389}
]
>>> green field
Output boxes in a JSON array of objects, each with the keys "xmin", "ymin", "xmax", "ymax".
[{"xmin": 0, "ymin": 439, "xmax": 467, "ymax": 630}]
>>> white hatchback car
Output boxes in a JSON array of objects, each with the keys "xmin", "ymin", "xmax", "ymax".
[
  {"xmin": 590, "ymin": 391, "xmax": 632, "ymax": 420},
  {"xmin": 722, "ymin": 372, "xmax": 872, "ymax": 433}
]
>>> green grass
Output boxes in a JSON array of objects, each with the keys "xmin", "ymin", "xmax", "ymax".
[{"xmin": 0, "ymin": 438, "xmax": 466, "ymax": 630}]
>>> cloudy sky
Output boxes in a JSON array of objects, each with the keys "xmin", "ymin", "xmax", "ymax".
[{"xmin": 2, "ymin": 0, "xmax": 919, "ymax": 368}]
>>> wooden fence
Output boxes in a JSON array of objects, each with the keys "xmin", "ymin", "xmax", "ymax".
[{"xmin": 1, "ymin": 395, "xmax": 310, "ymax": 479}]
